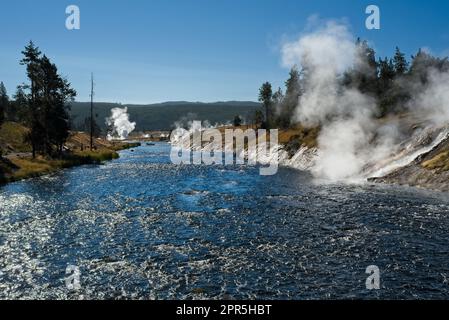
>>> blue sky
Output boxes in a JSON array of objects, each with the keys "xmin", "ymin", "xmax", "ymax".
[{"xmin": 1, "ymin": 0, "xmax": 449, "ymax": 103}]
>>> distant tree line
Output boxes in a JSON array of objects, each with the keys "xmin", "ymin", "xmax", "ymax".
[
  {"xmin": 0, "ymin": 41, "xmax": 77, "ymax": 158},
  {"xmin": 257, "ymin": 39, "xmax": 449, "ymax": 129},
  {"xmin": 69, "ymin": 115, "xmax": 102, "ymax": 138}
]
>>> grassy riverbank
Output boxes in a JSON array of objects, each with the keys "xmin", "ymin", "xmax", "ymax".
[{"xmin": 0, "ymin": 122, "xmax": 140, "ymax": 184}]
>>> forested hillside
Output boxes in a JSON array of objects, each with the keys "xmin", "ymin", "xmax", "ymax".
[{"xmin": 69, "ymin": 101, "xmax": 262, "ymax": 131}]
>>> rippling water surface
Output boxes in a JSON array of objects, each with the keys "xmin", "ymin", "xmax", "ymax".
[{"xmin": 1, "ymin": 142, "xmax": 449, "ymax": 299}]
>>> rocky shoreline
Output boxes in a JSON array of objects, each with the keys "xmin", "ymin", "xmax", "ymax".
[{"xmin": 368, "ymin": 136, "xmax": 449, "ymax": 192}]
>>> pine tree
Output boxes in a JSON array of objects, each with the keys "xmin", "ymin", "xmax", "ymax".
[
  {"xmin": 285, "ymin": 66, "xmax": 301, "ymax": 96},
  {"xmin": 378, "ymin": 58, "xmax": 396, "ymax": 88},
  {"xmin": 20, "ymin": 42, "xmax": 76, "ymax": 157},
  {"xmin": 272, "ymin": 87, "xmax": 284, "ymax": 106},
  {"xmin": 279, "ymin": 66, "xmax": 301, "ymax": 128},
  {"xmin": 39, "ymin": 56, "xmax": 76, "ymax": 155},
  {"xmin": 53, "ymin": 77, "xmax": 76, "ymax": 155},
  {"xmin": 20, "ymin": 41, "xmax": 43, "ymax": 158},
  {"xmin": 13, "ymin": 86, "xmax": 29, "ymax": 124},
  {"xmin": 258, "ymin": 82, "xmax": 273, "ymax": 128},
  {"xmin": 0, "ymin": 82, "xmax": 7, "ymax": 127},
  {"xmin": 353, "ymin": 39, "xmax": 378, "ymax": 95},
  {"xmin": 377, "ymin": 57, "xmax": 397, "ymax": 116},
  {"xmin": 393, "ymin": 47, "xmax": 408, "ymax": 75}
]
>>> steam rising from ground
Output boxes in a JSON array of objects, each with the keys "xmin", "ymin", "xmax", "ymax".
[
  {"xmin": 173, "ymin": 113, "xmax": 231, "ymax": 132},
  {"xmin": 281, "ymin": 20, "xmax": 449, "ymax": 182},
  {"xmin": 412, "ymin": 70, "xmax": 449, "ymax": 126},
  {"xmin": 106, "ymin": 107, "xmax": 136, "ymax": 141}
]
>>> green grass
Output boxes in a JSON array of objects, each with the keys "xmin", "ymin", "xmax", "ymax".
[
  {"xmin": 109, "ymin": 142, "xmax": 141, "ymax": 151},
  {"xmin": 72, "ymin": 149, "xmax": 120, "ymax": 163}
]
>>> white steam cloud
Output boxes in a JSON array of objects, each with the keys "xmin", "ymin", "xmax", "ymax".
[
  {"xmin": 411, "ymin": 70, "xmax": 449, "ymax": 125},
  {"xmin": 106, "ymin": 107, "xmax": 136, "ymax": 141},
  {"xmin": 280, "ymin": 19, "xmax": 449, "ymax": 182}
]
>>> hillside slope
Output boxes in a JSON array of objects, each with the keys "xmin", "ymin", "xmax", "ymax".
[
  {"xmin": 0, "ymin": 122, "xmax": 31, "ymax": 153},
  {"xmin": 369, "ymin": 135, "xmax": 449, "ymax": 192},
  {"xmin": 0, "ymin": 122, "xmax": 139, "ymax": 184}
]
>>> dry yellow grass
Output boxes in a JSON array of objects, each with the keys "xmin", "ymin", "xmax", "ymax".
[
  {"xmin": 422, "ymin": 151, "xmax": 449, "ymax": 172},
  {"xmin": 0, "ymin": 122, "xmax": 139, "ymax": 184},
  {"xmin": 2, "ymin": 149, "xmax": 121, "ymax": 183},
  {"xmin": 0, "ymin": 122, "xmax": 31, "ymax": 153},
  {"xmin": 9, "ymin": 157, "xmax": 60, "ymax": 180},
  {"xmin": 278, "ymin": 125, "xmax": 319, "ymax": 148},
  {"xmin": 214, "ymin": 124, "xmax": 319, "ymax": 148},
  {"xmin": 67, "ymin": 132, "xmax": 140, "ymax": 151}
]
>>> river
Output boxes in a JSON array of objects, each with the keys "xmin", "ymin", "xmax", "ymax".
[{"xmin": 1, "ymin": 142, "xmax": 449, "ymax": 299}]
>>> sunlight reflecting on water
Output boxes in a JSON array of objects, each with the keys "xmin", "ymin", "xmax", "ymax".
[{"xmin": 1, "ymin": 143, "xmax": 449, "ymax": 299}]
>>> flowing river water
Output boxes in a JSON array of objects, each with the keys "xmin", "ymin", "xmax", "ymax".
[{"xmin": 1, "ymin": 142, "xmax": 449, "ymax": 299}]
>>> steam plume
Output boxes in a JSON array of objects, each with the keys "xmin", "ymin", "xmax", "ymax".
[
  {"xmin": 280, "ymin": 19, "xmax": 449, "ymax": 182},
  {"xmin": 106, "ymin": 107, "xmax": 136, "ymax": 141}
]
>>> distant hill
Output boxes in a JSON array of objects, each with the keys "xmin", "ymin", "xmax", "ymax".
[{"xmin": 69, "ymin": 101, "xmax": 262, "ymax": 131}]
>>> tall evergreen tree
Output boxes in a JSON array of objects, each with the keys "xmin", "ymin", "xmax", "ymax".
[
  {"xmin": 393, "ymin": 47, "xmax": 408, "ymax": 76},
  {"xmin": 377, "ymin": 57, "xmax": 397, "ymax": 116},
  {"xmin": 13, "ymin": 86, "xmax": 29, "ymax": 124},
  {"xmin": 20, "ymin": 41, "xmax": 43, "ymax": 158},
  {"xmin": 40, "ymin": 56, "xmax": 76, "ymax": 155},
  {"xmin": 0, "ymin": 82, "xmax": 7, "ymax": 127},
  {"xmin": 20, "ymin": 41, "xmax": 76, "ymax": 157},
  {"xmin": 282, "ymin": 67, "xmax": 301, "ymax": 127},
  {"xmin": 285, "ymin": 66, "xmax": 301, "ymax": 97},
  {"xmin": 378, "ymin": 58, "xmax": 396, "ymax": 89},
  {"xmin": 343, "ymin": 38, "xmax": 379, "ymax": 96},
  {"xmin": 354, "ymin": 38, "xmax": 378, "ymax": 95},
  {"xmin": 258, "ymin": 82, "xmax": 273, "ymax": 128}
]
